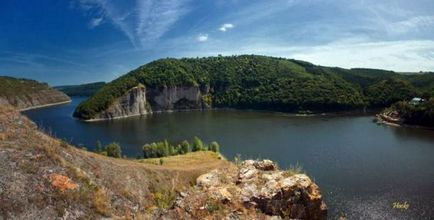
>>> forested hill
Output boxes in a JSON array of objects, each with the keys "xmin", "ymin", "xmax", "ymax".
[
  {"xmin": 73, "ymin": 55, "xmax": 434, "ymax": 120},
  {"xmin": 55, "ymin": 82, "xmax": 106, "ymax": 97},
  {"xmin": 0, "ymin": 76, "xmax": 70, "ymax": 110}
]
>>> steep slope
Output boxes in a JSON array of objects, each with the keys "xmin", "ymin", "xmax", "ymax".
[
  {"xmin": 55, "ymin": 82, "xmax": 106, "ymax": 97},
  {"xmin": 0, "ymin": 76, "xmax": 71, "ymax": 110},
  {"xmin": 0, "ymin": 104, "xmax": 231, "ymax": 219}
]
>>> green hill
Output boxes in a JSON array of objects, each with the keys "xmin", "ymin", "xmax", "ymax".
[
  {"xmin": 73, "ymin": 55, "xmax": 433, "ymax": 120},
  {"xmin": 0, "ymin": 76, "xmax": 70, "ymax": 110}
]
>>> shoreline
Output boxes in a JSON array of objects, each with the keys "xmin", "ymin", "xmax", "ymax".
[
  {"xmin": 79, "ymin": 107, "xmax": 378, "ymax": 122},
  {"xmin": 375, "ymin": 114, "xmax": 434, "ymax": 130},
  {"xmin": 19, "ymin": 100, "xmax": 72, "ymax": 112}
]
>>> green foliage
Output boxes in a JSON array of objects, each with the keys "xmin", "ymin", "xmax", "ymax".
[
  {"xmin": 55, "ymin": 82, "xmax": 106, "ymax": 97},
  {"xmin": 389, "ymin": 98, "xmax": 434, "ymax": 127},
  {"xmin": 73, "ymin": 55, "xmax": 434, "ymax": 119},
  {"xmin": 104, "ymin": 142, "xmax": 122, "ymax": 158},
  {"xmin": 209, "ymin": 141, "xmax": 220, "ymax": 153},
  {"xmin": 180, "ymin": 140, "xmax": 190, "ymax": 154},
  {"xmin": 142, "ymin": 137, "xmax": 220, "ymax": 159},
  {"xmin": 0, "ymin": 76, "xmax": 51, "ymax": 97},
  {"xmin": 192, "ymin": 136, "xmax": 205, "ymax": 152},
  {"xmin": 365, "ymin": 79, "xmax": 419, "ymax": 107}
]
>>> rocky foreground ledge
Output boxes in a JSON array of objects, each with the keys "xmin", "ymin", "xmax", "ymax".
[{"xmin": 161, "ymin": 159, "xmax": 327, "ymax": 220}]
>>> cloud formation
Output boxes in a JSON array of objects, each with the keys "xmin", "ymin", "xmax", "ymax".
[
  {"xmin": 78, "ymin": 0, "xmax": 191, "ymax": 48},
  {"xmin": 219, "ymin": 23, "xmax": 234, "ymax": 32},
  {"xmin": 197, "ymin": 34, "xmax": 208, "ymax": 42},
  {"xmin": 89, "ymin": 17, "xmax": 103, "ymax": 28}
]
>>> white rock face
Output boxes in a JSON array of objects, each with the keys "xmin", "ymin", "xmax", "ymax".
[
  {"xmin": 93, "ymin": 84, "xmax": 210, "ymax": 120},
  {"xmin": 149, "ymin": 86, "xmax": 204, "ymax": 111},
  {"xmin": 97, "ymin": 85, "xmax": 151, "ymax": 119}
]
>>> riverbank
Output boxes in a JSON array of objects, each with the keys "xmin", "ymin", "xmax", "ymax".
[
  {"xmin": 375, "ymin": 112, "xmax": 434, "ymax": 130},
  {"xmin": 77, "ymin": 106, "xmax": 378, "ymax": 122},
  {"xmin": 19, "ymin": 100, "xmax": 72, "ymax": 111}
]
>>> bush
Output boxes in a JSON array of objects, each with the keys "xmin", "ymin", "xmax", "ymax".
[
  {"xmin": 142, "ymin": 137, "xmax": 221, "ymax": 159},
  {"xmin": 180, "ymin": 140, "xmax": 190, "ymax": 154},
  {"xmin": 192, "ymin": 136, "xmax": 204, "ymax": 152},
  {"xmin": 209, "ymin": 141, "xmax": 220, "ymax": 152},
  {"xmin": 105, "ymin": 142, "xmax": 122, "ymax": 158}
]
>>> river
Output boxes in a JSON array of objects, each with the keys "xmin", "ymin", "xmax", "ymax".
[{"xmin": 23, "ymin": 97, "xmax": 434, "ymax": 219}]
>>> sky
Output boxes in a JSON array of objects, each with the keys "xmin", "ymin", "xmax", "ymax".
[{"xmin": 0, "ymin": 0, "xmax": 433, "ymax": 86}]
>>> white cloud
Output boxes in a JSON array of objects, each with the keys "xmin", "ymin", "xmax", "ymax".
[
  {"xmin": 197, "ymin": 34, "xmax": 208, "ymax": 42},
  {"xmin": 89, "ymin": 17, "xmax": 103, "ymax": 28},
  {"xmin": 219, "ymin": 23, "xmax": 234, "ymax": 32},
  {"xmin": 77, "ymin": 0, "xmax": 191, "ymax": 48}
]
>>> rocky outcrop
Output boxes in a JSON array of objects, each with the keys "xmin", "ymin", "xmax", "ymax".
[
  {"xmin": 163, "ymin": 159, "xmax": 327, "ymax": 219},
  {"xmin": 91, "ymin": 84, "xmax": 211, "ymax": 120},
  {"xmin": 95, "ymin": 85, "xmax": 151, "ymax": 119},
  {"xmin": 0, "ymin": 89, "xmax": 71, "ymax": 111}
]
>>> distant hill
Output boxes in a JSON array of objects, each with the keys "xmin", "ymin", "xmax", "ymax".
[
  {"xmin": 0, "ymin": 76, "xmax": 70, "ymax": 110},
  {"xmin": 73, "ymin": 55, "xmax": 434, "ymax": 120},
  {"xmin": 55, "ymin": 82, "xmax": 106, "ymax": 97}
]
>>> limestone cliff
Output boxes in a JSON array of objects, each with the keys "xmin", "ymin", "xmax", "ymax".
[
  {"xmin": 0, "ymin": 76, "xmax": 71, "ymax": 110},
  {"xmin": 91, "ymin": 84, "xmax": 210, "ymax": 120}
]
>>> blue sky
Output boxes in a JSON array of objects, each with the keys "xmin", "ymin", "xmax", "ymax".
[{"xmin": 1, "ymin": 0, "xmax": 433, "ymax": 85}]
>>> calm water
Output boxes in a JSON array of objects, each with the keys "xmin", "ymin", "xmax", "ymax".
[{"xmin": 23, "ymin": 97, "xmax": 434, "ymax": 219}]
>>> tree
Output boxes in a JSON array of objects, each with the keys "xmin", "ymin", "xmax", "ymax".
[
  {"xmin": 95, "ymin": 140, "xmax": 102, "ymax": 152},
  {"xmin": 209, "ymin": 141, "xmax": 220, "ymax": 153},
  {"xmin": 180, "ymin": 140, "xmax": 190, "ymax": 154},
  {"xmin": 192, "ymin": 136, "xmax": 204, "ymax": 152},
  {"xmin": 105, "ymin": 142, "xmax": 122, "ymax": 158}
]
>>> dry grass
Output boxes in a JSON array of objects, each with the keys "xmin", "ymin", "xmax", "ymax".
[
  {"xmin": 0, "ymin": 104, "xmax": 231, "ymax": 219},
  {"xmin": 283, "ymin": 162, "xmax": 304, "ymax": 177},
  {"xmin": 139, "ymin": 151, "xmax": 224, "ymax": 169},
  {"xmin": 93, "ymin": 188, "xmax": 111, "ymax": 216}
]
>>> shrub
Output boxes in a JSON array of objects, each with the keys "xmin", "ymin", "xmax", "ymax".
[
  {"xmin": 142, "ymin": 137, "xmax": 221, "ymax": 159},
  {"xmin": 192, "ymin": 136, "xmax": 204, "ymax": 152},
  {"xmin": 209, "ymin": 141, "xmax": 220, "ymax": 152},
  {"xmin": 180, "ymin": 140, "xmax": 190, "ymax": 154},
  {"xmin": 105, "ymin": 142, "xmax": 122, "ymax": 158}
]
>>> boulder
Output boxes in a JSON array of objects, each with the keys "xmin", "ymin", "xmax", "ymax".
[{"xmin": 167, "ymin": 159, "xmax": 327, "ymax": 219}]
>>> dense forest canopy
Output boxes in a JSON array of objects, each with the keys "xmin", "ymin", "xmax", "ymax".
[{"xmin": 73, "ymin": 55, "xmax": 434, "ymax": 119}]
